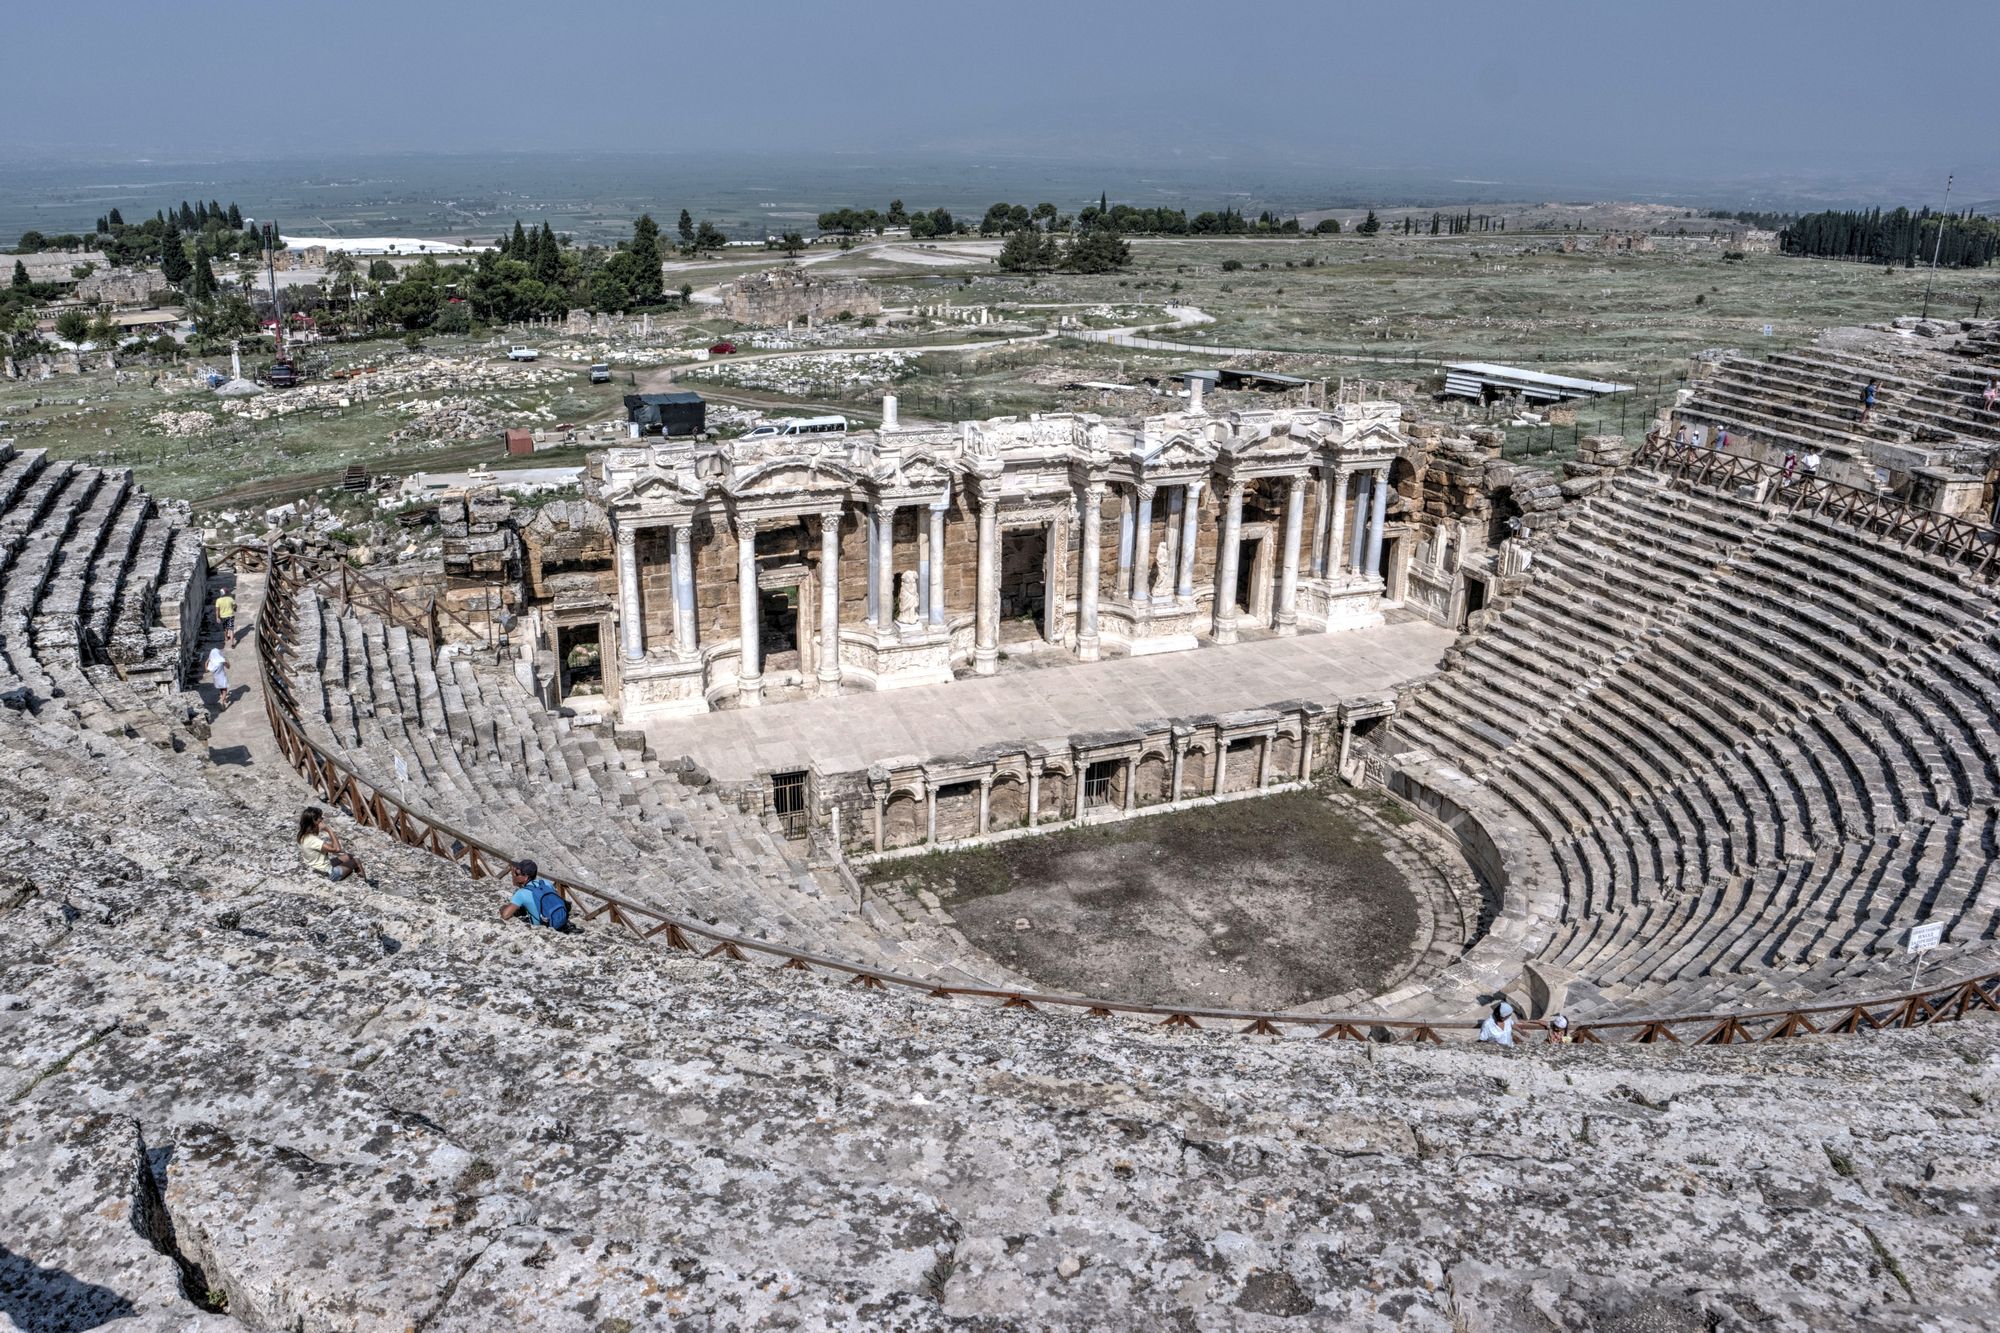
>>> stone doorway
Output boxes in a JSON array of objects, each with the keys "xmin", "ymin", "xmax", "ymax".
[
  {"xmin": 1000, "ymin": 528, "xmax": 1049, "ymax": 639},
  {"xmin": 759, "ymin": 585, "xmax": 801, "ymax": 671},
  {"xmin": 556, "ymin": 621, "xmax": 605, "ymax": 704},
  {"xmin": 1233, "ymin": 532, "xmax": 1271, "ymax": 629}
]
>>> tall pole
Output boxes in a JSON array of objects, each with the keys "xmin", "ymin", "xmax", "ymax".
[{"xmin": 1921, "ymin": 173, "xmax": 1952, "ymax": 321}]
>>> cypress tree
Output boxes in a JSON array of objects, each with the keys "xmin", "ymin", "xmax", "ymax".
[
  {"xmin": 226, "ymin": 203, "xmax": 242, "ymax": 230},
  {"xmin": 108, "ymin": 207, "xmax": 124, "ymax": 227},
  {"xmin": 508, "ymin": 221, "xmax": 528, "ymax": 262}
]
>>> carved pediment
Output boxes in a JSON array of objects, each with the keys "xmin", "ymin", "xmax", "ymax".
[{"xmin": 724, "ymin": 456, "xmax": 863, "ymax": 499}]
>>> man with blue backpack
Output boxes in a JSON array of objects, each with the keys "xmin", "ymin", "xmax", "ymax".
[{"xmin": 500, "ymin": 859, "xmax": 570, "ymax": 931}]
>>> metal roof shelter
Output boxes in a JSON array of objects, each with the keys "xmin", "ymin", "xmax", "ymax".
[
  {"xmin": 1443, "ymin": 361, "xmax": 1633, "ymax": 403},
  {"xmin": 1169, "ymin": 368, "xmax": 1313, "ymax": 393}
]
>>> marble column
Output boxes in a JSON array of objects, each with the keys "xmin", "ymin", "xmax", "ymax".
[
  {"xmin": 1275, "ymin": 475, "xmax": 1305, "ymax": 636},
  {"xmin": 1164, "ymin": 486, "xmax": 1184, "ymax": 594},
  {"xmin": 616, "ymin": 525, "xmax": 644, "ymax": 662},
  {"xmin": 1212, "ymin": 480, "xmax": 1245, "ymax": 644},
  {"xmin": 1177, "ymin": 479, "xmax": 1203, "ymax": 598},
  {"xmin": 1348, "ymin": 470, "xmax": 1371, "ymax": 576},
  {"xmin": 817, "ymin": 511, "xmax": 842, "ymax": 693},
  {"xmin": 736, "ymin": 518, "xmax": 761, "ymax": 706},
  {"xmin": 974, "ymin": 496, "xmax": 1000, "ymax": 675},
  {"xmin": 1076, "ymin": 482, "xmax": 1104, "ymax": 662},
  {"xmin": 1213, "ymin": 742, "xmax": 1229, "ymax": 794},
  {"xmin": 1027, "ymin": 761, "xmax": 1042, "ymax": 828},
  {"xmin": 927, "ymin": 504, "xmax": 948, "ymax": 627},
  {"xmin": 978, "ymin": 777, "xmax": 992, "ymax": 836},
  {"xmin": 876, "ymin": 503, "xmax": 899, "ymax": 631},
  {"xmin": 1169, "ymin": 743, "xmax": 1185, "ymax": 803},
  {"xmin": 1116, "ymin": 487, "xmax": 1135, "ymax": 597},
  {"xmin": 1326, "ymin": 466, "xmax": 1352, "ymax": 581},
  {"xmin": 672, "ymin": 523, "xmax": 697, "ymax": 654},
  {"xmin": 1131, "ymin": 484, "xmax": 1155, "ymax": 603},
  {"xmin": 1366, "ymin": 465, "xmax": 1390, "ymax": 578},
  {"xmin": 864, "ymin": 503, "xmax": 880, "ymax": 627},
  {"xmin": 1308, "ymin": 468, "xmax": 1328, "ymax": 577}
]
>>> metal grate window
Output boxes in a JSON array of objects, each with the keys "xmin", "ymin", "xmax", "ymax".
[
  {"xmin": 772, "ymin": 770, "xmax": 809, "ymax": 840},
  {"xmin": 1084, "ymin": 760, "xmax": 1118, "ymax": 808}
]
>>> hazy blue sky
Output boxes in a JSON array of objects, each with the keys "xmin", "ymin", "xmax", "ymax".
[{"xmin": 5, "ymin": 0, "xmax": 1995, "ymax": 197}]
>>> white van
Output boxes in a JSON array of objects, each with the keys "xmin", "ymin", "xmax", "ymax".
[
  {"xmin": 508, "ymin": 347, "xmax": 539, "ymax": 362},
  {"xmin": 742, "ymin": 415, "xmax": 848, "ymax": 440}
]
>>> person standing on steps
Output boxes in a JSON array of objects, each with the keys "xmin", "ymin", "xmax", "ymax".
[
  {"xmin": 1859, "ymin": 379, "xmax": 1877, "ymax": 426},
  {"xmin": 1982, "ymin": 374, "xmax": 1997, "ymax": 417},
  {"xmin": 1802, "ymin": 449, "xmax": 1822, "ymax": 482},
  {"xmin": 501, "ymin": 858, "xmax": 570, "ymax": 931},
  {"xmin": 214, "ymin": 589, "xmax": 236, "ymax": 647},
  {"xmin": 205, "ymin": 644, "xmax": 229, "ymax": 709}
]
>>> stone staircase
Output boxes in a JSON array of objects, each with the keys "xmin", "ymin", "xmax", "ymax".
[
  {"xmin": 284, "ymin": 588, "xmax": 1009, "ymax": 988},
  {"xmin": 1382, "ymin": 468, "xmax": 2000, "ymax": 1012}
]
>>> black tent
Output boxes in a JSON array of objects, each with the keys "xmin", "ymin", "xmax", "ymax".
[{"xmin": 624, "ymin": 391, "xmax": 706, "ymax": 438}]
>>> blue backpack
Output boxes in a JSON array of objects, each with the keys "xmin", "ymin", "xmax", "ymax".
[{"xmin": 533, "ymin": 881, "xmax": 570, "ymax": 931}]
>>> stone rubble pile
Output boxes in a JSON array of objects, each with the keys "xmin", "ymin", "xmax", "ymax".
[{"xmin": 688, "ymin": 348, "xmax": 917, "ymax": 396}]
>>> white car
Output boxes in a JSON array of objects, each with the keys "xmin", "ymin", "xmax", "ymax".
[{"xmin": 508, "ymin": 347, "xmax": 538, "ymax": 362}]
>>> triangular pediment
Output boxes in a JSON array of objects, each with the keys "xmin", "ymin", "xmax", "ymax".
[{"xmin": 725, "ymin": 457, "xmax": 862, "ymax": 498}]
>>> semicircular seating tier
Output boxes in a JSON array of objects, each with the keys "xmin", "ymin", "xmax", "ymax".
[
  {"xmin": 280, "ymin": 585, "xmax": 1016, "ymax": 988},
  {"xmin": 1374, "ymin": 467, "xmax": 2000, "ymax": 1016},
  {"xmin": 0, "ymin": 443, "xmax": 206, "ymax": 733}
]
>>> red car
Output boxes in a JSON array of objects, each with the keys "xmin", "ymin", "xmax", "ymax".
[{"xmin": 708, "ymin": 341, "xmax": 737, "ymax": 355}]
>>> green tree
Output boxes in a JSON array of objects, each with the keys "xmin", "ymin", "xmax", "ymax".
[
  {"xmin": 693, "ymin": 219, "xmax": 726, "ymax": 252},
  {"xmin": 1314, "ymin": 218, "xmax": 1341, "ymax": 234},
  {"xmin": 367, "ymin": 258, "xmax": 397, "ymax": 282},
  {"xmin": 159, "ymin": 220, "xmax": 191, "ymax": 285},
  {"xmin": 677, "ymin": 209, "xmax": 695, "ymax": 248},
  {"xmin": 997, "ymin": 228, "xmax": 1045, "ymax": 272},
  {"xmin": 780, "ymin": 231, "xmax": 805, "ymax": 256},
  {"xmin": 1356, "ymin": 210, "xmax": 1381, "ymax": 235},
  {"xmin": 17, "ymin": 231, "xmax": 46, "ymax": 252},
  {"xmin": 534, "ymin": 223, "xmax": 562, "ymax": 284},
  {"xmin": 628, "ymin": 214, "xmax": 664, "ymax": 300},
  {"xmin": 55, "ymin": 308, "xmax": 92, "ymax": 343},
  {"xmin": 107, "ymin": 208, "xmax": 124, "ymax": 228},
  {"xmin": 678, "ymin": 282, "xmax": 693, "ymax": 305},
  {"xmin": 508, "ymin": 221, "xmax": 529, "ymax": 262},
  {"xmin": 886, "ymin": 198, "xmax": 908, "ymax": 227},
  {"xmin": 9, "ymin": 260, "xmax": 26, "ymax": 289},
  {"xmin": 226, "ymin": 203, "xmax": 242, "ymax": 230},
  {"xmin": 190, "ymin": 245, "xmax": 216, "ymax": 300},
  {"xmin": 1062, "ymin": 229, "xmax": 1130, "ymax": 273}
]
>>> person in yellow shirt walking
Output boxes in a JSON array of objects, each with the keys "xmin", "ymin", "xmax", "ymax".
[{"xmin": 214, "ymin": 589, "xmax": 237, "ymax": 646}]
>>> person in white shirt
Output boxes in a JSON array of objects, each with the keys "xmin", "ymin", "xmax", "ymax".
[{"xmin": 1477, "ymin": 1000, "xmax": 1516, "ymax": 1047}]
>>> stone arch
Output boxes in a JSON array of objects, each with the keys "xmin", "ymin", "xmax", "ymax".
[
  {"xmin": 1134, "ymin": 752, "xmax": 1171, "ymax": 806},
  {"xmin": 1270, "ymin": 733, "xmax": 1299, "ymax": 781},
  {"xmin": 884, "ymin": 790, "xmax": 924, "ymax": 849},
  {"xmin": 1039, "ymin": 768, "xmax": 1071, "ymax": 822},
  {"xmin": 1181, "ymin": 745, "xmax": 1212, "ymax": 797},
  {"xmin": 989, "ymin": 774, "xmax": 1028, "ymax": 832}
]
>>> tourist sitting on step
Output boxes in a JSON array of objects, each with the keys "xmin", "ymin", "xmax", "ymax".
[
  {"xmin": 297, "ymin": 806, "xmax": 365, "ymax": 883},
  {"xmin": 1476, "ymin": 1000, "xmax": 1517, "ymax": 1047},
  {"xmin": 1547, "ymin": 1013, "xmax": 1572, "ymax": 1044},
  {"xmin": 501, "ymin": 858, "xmax": 570, "ymax": 931}
]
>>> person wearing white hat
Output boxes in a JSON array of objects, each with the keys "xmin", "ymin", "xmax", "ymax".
[
  {"xmin": 1547, "ymin": 1013, "xmax": 1572, "ymax": 1045},
  {"xmin": 1477, "ymin": 1000, "xmax": 1516, "ymax": 1047}
]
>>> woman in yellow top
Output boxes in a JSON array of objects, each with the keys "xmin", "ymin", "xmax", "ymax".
[
  {"xmin": 297, "ymin": 807, "xmax": 365, "ymax": 882},
  {"xmin": 215, "ymin": 590, "xmax": 237, "ymax": 646}
]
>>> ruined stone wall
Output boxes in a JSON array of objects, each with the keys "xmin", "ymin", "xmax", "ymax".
[{"xmin": 719, "ymin": 266, "xmax": 882, "ymax": 328}]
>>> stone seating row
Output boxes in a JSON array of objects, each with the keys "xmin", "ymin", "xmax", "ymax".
[
  {"xmin": 286, "ymin": 591, "xmax": 1006, "ymax": 987},
  {"xmin": 0, "ymin": 445, "xmax": 197, "ymax": 730},
  {"xmin": 1383, "ymin": 469, "xmax": 2000, "ymax": 1008}
]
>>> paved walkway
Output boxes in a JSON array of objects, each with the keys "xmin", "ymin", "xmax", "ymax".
[{"xmin": 646, "ymin": 618, "xmax": 1456, "ymax": 781}]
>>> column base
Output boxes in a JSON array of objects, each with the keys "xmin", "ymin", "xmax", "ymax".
[
  {"xmin": 1213, "ymin": 621, "xmax": 1239, "ymax": 646},
  {"xmin": 973, "ymin": 649, "xmax": 1000, "ymax": 676},
  {"xmin": 738, "ymin": 677, "xmax": 764, "ymax": 707},
  {"xmin": 1074, "ymin": 635, "xmax": 1101, "ymax": 663},
  {"xmin": 815, "ymin": 670, "xmax": 843, "ymax": 697},
  {"xmin": 1274, "ymin": 615, "xmax": 1299, "ymax": 637}
]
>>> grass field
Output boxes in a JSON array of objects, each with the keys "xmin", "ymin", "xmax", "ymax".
[{"xmin": 6, "ymin": 227, "xmax": 1995, "ymax": 510}]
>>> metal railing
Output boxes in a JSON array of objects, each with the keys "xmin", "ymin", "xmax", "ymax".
[
  {"xmin": 1636, "ymin": 436, "xmax": 2000, "ymax": 576},
  {"xmin": 243, "ymin": 544, "xmax": 2000, "ymax": 1045}
]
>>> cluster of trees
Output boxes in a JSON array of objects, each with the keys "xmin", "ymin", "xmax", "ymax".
[
  {"xmin": 816, "ymin": 201, "xmax": 960, "ymax": 238},
  {"xmin": 1708, "ymin": 209, "xmax": 1797, "ymax": 231},
  {"xmin": 996, "ymin": 227, "xmax": 1132, "ymax": 275},
  {"xmin": 1777, "ymin": 207, "xmax": 1999, "ymax": 268}
]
